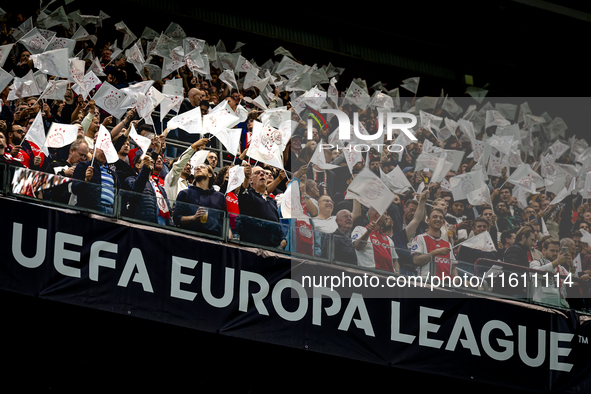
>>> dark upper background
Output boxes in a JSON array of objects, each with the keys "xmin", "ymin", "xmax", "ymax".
[{"xmin": 6, "ymin": 0, "xmax": 591, "ymax": 139}]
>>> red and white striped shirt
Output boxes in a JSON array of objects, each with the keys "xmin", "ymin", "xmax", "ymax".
[{"xmin": 410, "ymin": 233, "xmax": 455, "ymax": 279}]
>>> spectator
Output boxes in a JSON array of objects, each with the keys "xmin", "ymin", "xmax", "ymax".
[
  {"xmin": 124, "ymin": 143, "xmax": 172, "ymax": 226},
  {"xmin": 71, "ymin": 147, "xmax": 120, "ymax": 214},
  {"xmin": 236, "ymin": 163, "xmax": 286, "ymax": 248},
  {"xmin": 503, "ymin": 226, "xmax": 536, "ymax": 269},
  {"xmin": 529, "ymin": 238, "xmax": 570, "ymax": 308},
  {"xmin": 174, "ymin": 162, "xmax": 227, "ymax": 236},
  {"xmin": 411, "ymin": 208, "xmax": 458, "ymax": 279},
  {"xmin": 352, "ymin": 208, "xmax": 400, "ymax": 273},
  {"xmin": 327, "ymin": 209, "xmax": 357, "ymax": 265},
  {"xmin": 45, "ymin": 137, "xmax": 89, "ymax": 187},
  {"xmin": 164, "ymin": 138, "xmax": 209, "ymax": 201},
  {"xmin": 312, "ymin": 194, "xmax": 337, "ymax": 234},
  {"xmin": 498, "ymin": 230, "xmax": 516, "ymax": 260},
  {"xmin": 456, "ymin": 217, "xmax": 498, "ymax": 266}
]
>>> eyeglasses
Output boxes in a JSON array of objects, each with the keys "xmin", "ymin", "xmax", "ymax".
[
  {"xmin": 252, "ymin": 170, "xmax": 264, "ymax": 175},
  {"xmin": 195, "ymin": 164, "xmax": 209, "ymax": 170}
]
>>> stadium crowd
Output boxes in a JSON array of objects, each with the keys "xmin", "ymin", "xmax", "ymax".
[{"xmin": 1, "ymin": 5, "xmax": 590, "ymax": 312}]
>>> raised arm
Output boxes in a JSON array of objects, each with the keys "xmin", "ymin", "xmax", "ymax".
[{"xmin": 406, "ymin": 190, "xmax": 429, "ymax": 240}]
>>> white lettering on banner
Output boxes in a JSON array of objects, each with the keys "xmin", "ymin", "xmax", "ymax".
[
  {"xmin": 312, "ymin": 287, "xmax": 342, "ymax": 326},
  {"xmin": 8, "ymin": 223, "xmax": 578, "ymax": 373},
  {"xmin": 272, "ymin": 279, "xmax": 308, "ymax": 322},
  {"xmin": 90, "ymin": 241, "xmax": 117, "ymax": 281},
  {"xmin": 420, "ymin": 306, "xmax": 444, "ymax": 349},
  {"xmin": 391, "ymin": 301, "xmax": 415, "ymax": 344},
  {"xmin": 445, "ymin": 314, "xmax": 481, "ymax": 356},
  {"xmin": 54, "ymin": 232, "xmax": 82, "ymax": 278},
  {"xmin": 12, "ymin": 222, "xmax": 46, "ymax": 268},
  {"xmin": 337, "ymin": 293, "xmax": 375, "ymax": 337},
  {"xmin": 389, "ymin": 301, "xmax": 574, "ymax": 371},
  {"xmin": 518, "ymin": 326, "xmax": 545, "ymax": 367},
  {"xmin": 117, "ymin": 248, "xmax": 153, "ymax": 293},
  {"xmin": 550, "ymin": 332, "xmax": 574, "ymax": 372},
  {"xmin": 239, "ymin": 271, "xmax": 270, "ymax": 316},
  {"xmin": 202, "ymin": 263, "xmax": 234, "ymax": 308},
  {"xmin": 171, "ymin": 256, "xmax": 198, "ymax": 301},
  {"xmin": 481, "ymin": 320, "xmax": 513, "ymax": 361}
]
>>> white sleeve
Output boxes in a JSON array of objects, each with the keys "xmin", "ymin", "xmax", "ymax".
[
  {"xmin": 410, "ymin": 235, "xmax": 426, "ymax": 255},
  {"xmin": 351, "ymin": 226, "xmax": 368, "ymax": 248}
]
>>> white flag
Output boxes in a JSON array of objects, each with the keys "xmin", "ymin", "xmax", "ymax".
[
  {"xmin": 485, "ymin": 110, "xmax": 510, "ymax": 129},
  {"xmin": 45, "ymin": 36, "xmax": 76, "ymax": 56},
  {"xmin": 213, "ymin": 128, "xmax": 242, "ymax": 157},
  {"xmin": 39, "ymin": 79, "xmax": 68, "ymax": 101},
  {"xmin": 129, "ymin": 124, "xmax": 151, "ymax": 159},
  {"xmin": 345, "ymin": 168, "xmax": 395, "ymax": 216},
  {"xmin": 30, "ymin": 48, "xmax": 70, "ymax": 78},
  {"xmin": 217, "ymin": 70, "xmax": 238, "ymax": 92},
  {"xmin": 203, "ymin": 107, "xmax": 240, "ymax": 135},
  {"xmin": 92, "ymin": 82, "xmax": 127, "ymax": 116},
  {"xmin": 281, "ymin": 180, "xmax": 308, "ymax": 219},
  {"xmin": 0, "ymin": 44, "xmax": 13, "ymax": 68},
  {"xmin": 507, "ymin": 163, "xmax": 543, "ymax": 194},
  {"xmin": 19, "ymin": 27, "xmax": 49, "ymax": 54},
  {"xmin": 401, "ymin": 77, "xmax": 419, "ymax": 94},
  {"xmin": 167, "ymin": 107, "xmax": 203, "ymax": 134},
  {"xmin": 226, "ymin": 166, "xmax": 245, "ymax": 195},
  {"xmin": 380, "ymin": 166, "xmax": 412, "ymax": 193},
  {"xmin": 248, "ymin": 121, "xmax": 285, "ymax": 169},
  {"xmin": 580, "ymin": 230, "xmax": 591, "ymax": 248},
  {"xmin": 73, "ymin": 71, "xmax": 101, "ymax": 99},
  {"xmin": 189, "ymin": 150, "xmax": 210, "ymax": 170},
  {"xmin": 94, "ymin": 125, "xmax": 118, "ymax": 163},
  {"xmin": 44, "ymin": 123, "xmax": 78, "ymax": 148},
  {"xmin": 459, "ymin": 231, "xmax": 497, "ymax": 252},
  {"xmin": 540, "ymin": 217, "xmax": 549, "ymax": 237},
  {"xmin": 343, "ymin": 144, "xmax": 363, "ymax": 174},
  {"xmin": 328, "ymin": 77, "xmax": 338, "ymax": 106},
  {"xmin": 345, "ymin": 81, "xmax": 370, "ymax": 110},
  {"xmin": 24, "ymin": 111, "xmax": 49, "ymax": 156},
  {"xmin": 0, "ymin": 67, "xmax": 12, "ymax": 93},
  {"xmin": 309, "ymin": 141, "xmax": 338, "ymax": 170},
  {"xmin": 159, "ymin": 93, "xmax": 183, "ymax": 123},
  {"xmin": 69, "ymin": 58, "xmax": 86, "ymax": 95},
  {"xmin": 90, "ymin": 57, "xmax": 105, "ymax": 76},
  {"xmin": 466, "ymin": 184, "xmax": 492, "ymax": 207},
  {"xmin": 449, "ymin": 171, "xmax": 484, "ymax": 201}
]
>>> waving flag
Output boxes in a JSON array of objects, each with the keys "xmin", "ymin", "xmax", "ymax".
[
  {"xmin": 44, "ymin": 123, "xmax": 78, "ymax": 149},
  {"xmin": 168, "ymin": 106, "xmax": 203, "ymax": 134},
  {"xmin": 94, "ymin": 125, "xmax": 118, "ymax": 163},
  {"xmin": 345, "ymin": 168, "xmax": 395, "ymax": 216},
  {"xmin": 24, "ymin": 111, "xmax": 49, "ymax": 156},
  {"xmin": 458, "ymin": 231, "xmax": 497, "ymax": 252}
]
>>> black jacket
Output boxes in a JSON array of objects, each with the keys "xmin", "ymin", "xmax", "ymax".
[{"xmin": 503, "ymin": 242, "xmax": 532, "ymax": 269}]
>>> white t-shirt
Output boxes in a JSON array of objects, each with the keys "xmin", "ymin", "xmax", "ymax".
[{"xmin": 313, "ymin": 216, "xmax": 338, "ymax": 234}]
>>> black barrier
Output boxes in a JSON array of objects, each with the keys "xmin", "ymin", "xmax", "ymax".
[{"xmin": 2, "ymin": 197, "xmax": 591, "ymax": 393}]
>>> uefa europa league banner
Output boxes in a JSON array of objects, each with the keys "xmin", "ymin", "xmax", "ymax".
[{"xmin": 1, "ymin": 197, "xmax": 591, "ymax": 393}]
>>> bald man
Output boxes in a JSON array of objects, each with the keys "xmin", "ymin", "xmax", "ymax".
[{"xmin": 323, "ymin": 209, "xmax": 357, "ymax": 264}]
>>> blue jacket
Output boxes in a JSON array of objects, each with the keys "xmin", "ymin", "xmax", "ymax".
[{"xmin": 174, "ymin": 185, "xmax": 227, "ymax": 236}]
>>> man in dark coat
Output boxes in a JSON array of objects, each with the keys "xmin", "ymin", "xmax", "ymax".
[
  {"xmin": 71, "ymin": 147, "xmax": 120, "ymax": 214},
  {"xmin": 174, "ymin": 163, "xmax": 227, "ymax": 236}
]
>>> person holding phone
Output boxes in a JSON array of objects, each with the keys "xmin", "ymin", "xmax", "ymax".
[{"xmin": 529, "ymin": 238, "xmax": 570, "ymax": 308}]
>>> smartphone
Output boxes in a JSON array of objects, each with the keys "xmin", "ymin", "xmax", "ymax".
[{"xmin": 561, "ymin": 247, "xmax": 569, "ymax": 255}]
